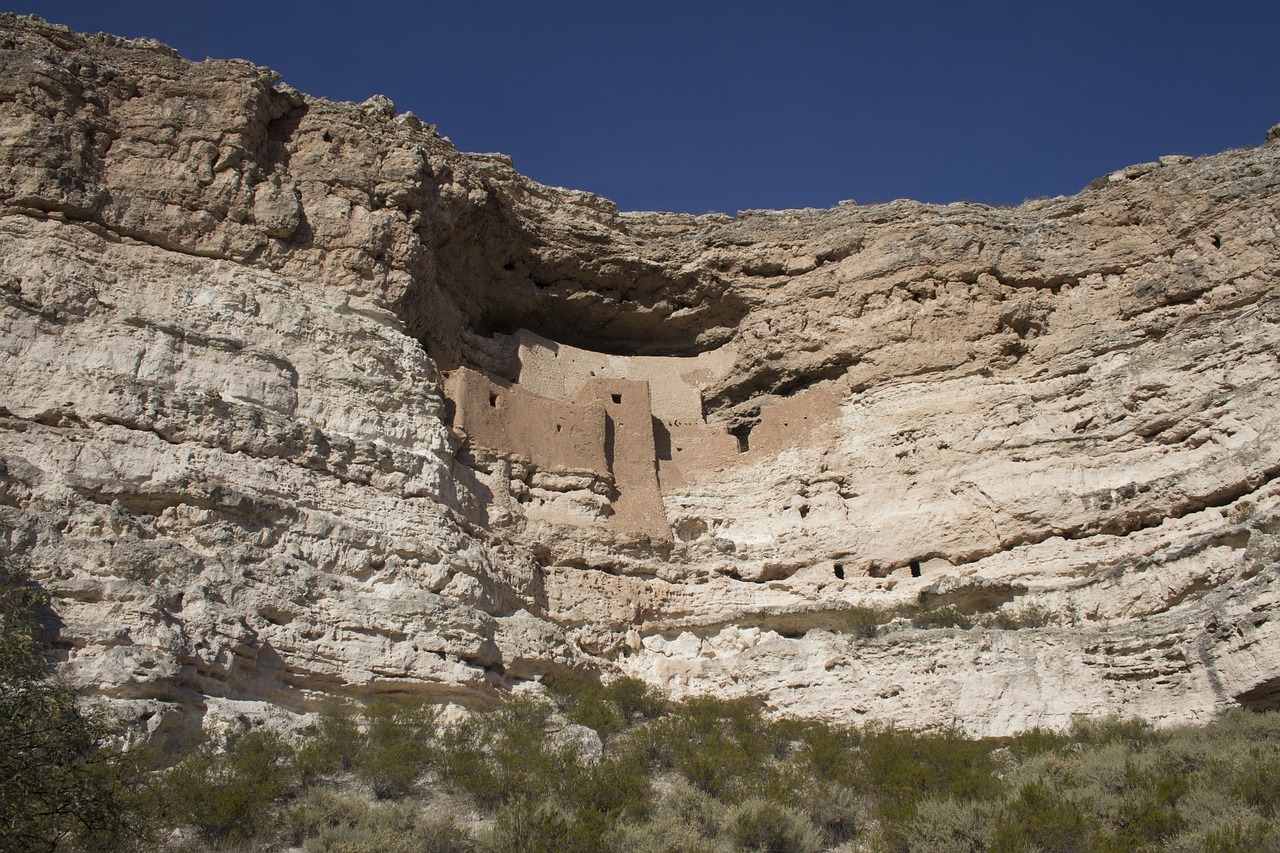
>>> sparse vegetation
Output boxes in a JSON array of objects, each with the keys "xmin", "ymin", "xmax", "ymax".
[
  {"xmin": 6, "ymin": 572, "xmax": 1280, "ymax": 853},
  {"xmin": 0, "ymin": 559, "xmax": 144, "ymax": 853}
]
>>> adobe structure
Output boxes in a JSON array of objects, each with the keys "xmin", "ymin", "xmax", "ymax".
[{"xmin": 444, "ymin": 330, "xmax": 842, "ymax": 542}]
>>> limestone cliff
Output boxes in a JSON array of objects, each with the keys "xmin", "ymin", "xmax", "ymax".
[{"xmin": 1, "ymin": 14, "xmax": 1278, "ymax": 739}]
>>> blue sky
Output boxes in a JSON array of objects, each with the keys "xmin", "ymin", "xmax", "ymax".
[{"xmin": 10, "ymin": 1, "xmax": 1280, "ymax": 213}]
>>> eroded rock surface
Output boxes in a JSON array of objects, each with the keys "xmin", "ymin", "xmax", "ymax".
[{"xmin": 1, "ymin": 15, "xmax": 1277, "ymax": 737}]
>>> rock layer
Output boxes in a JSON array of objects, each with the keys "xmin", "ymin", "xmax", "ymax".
[{"xmin": 1, "ymin": 15, "xmax": 1277, "ymax": 737}]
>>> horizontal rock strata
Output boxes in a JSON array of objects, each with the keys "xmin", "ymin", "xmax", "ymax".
[{"xmin": 1, "ymin": 14, "xmax": 1277, "ymax": 737}]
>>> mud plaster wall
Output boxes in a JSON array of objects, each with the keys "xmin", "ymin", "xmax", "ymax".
[
  {"xmin": 514, "ymin": 329, "xmax": 736, "ymax": 423},
  {"xmin": 575, "ymin": 378, "xmax": 669, "ymax": 541},
  {"xmin": 445, "ymin": 368, "xmax": 607, "ymax": 474},
  {"xmin": 446, "ymin": 333, "xmax": 847, "ymax": 538}
]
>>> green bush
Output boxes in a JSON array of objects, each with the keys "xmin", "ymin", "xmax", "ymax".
[
  {"xmin": 0, "ymin": 559, "xmax": 141, "ymax": 853},
  {"xmin": 296, "ymin": 699, "xmax": 363, "ymax": 783},
  {"xmin": 637, "ymin": 696, "xmax": 786, "ymax": 800},
  {"xmin": 292, "ymin": 788, "xmax": 474, "ymax": 853},
  {"xmin": 858, "ymin": 724, "xmax": 1004, "ymax": 827},
  {"xmin": 722, "ymin": 797, "xmax": 824, "ymax": 853},
  {"xmin": 353, "ymin": 698, "xmax": 437, "ymax": 798},
  {"xmin": 164, "ymin": 728, "xmax": 298, "ymax": 842},
  {"xmin": 542, "ymin": 671, "xmax": 625, "ymax": 737},
  {"xmin": 839, "ymin": 605, "xmax": 890, "ymax": 639},
  {"xmin": 439, "ymin": 696, "xmax": 570, "ymax": 807},
  {"xmin": 483, "ymin": 799, "xmax": 576, "ymax": 853},
  {"xmin": 990, "ymin": 780, "xmax": 1098, "ymax": 853},
  {"xmin": 899, "ymin": 796, "xmax": 995, "ymax": 853},
  {"xmin": 543, "ymin": 672, "xmax": 667, "ymax": 739}
]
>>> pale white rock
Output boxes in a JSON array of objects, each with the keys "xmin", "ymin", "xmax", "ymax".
[{"xmin": 0, "ymin": 15, "xmax": 1278, "ymax": 738}]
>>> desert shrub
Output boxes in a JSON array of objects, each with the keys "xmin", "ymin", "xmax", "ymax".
[
  {"xmin": 439, "ymin": 696, "xmax": 570, "ymax": 807},
  {"xmin": 1068, "ymin": 714, "xmax": 1162, "ymax": 749},
  {"xmin": 293, "ymin": 788, "xmax": 474, "ymax": 853},
  {"xmin": 353, "ymin": 698, "xmax": 437, "ymax": 798},
  {"xmin": 604, "ymin": 675, "xmax": 667, "ymax": 722},
  {"xmin": 911, "ymin": 605, "xmax": 973, "ymax": 630},
  {"xmin": 164, "ymin": 728, "xmax": 298, "ymax": 842},
  {"xmin": 0, "ymin": 559, "xmax": 141, "ymax": 852},
  {"xmin": 1095, "ymin": 758, "xmax": 1187, "ymax": 851},
  {"xmin": 543, "ymin": 671, "xmax": 625, "ymax": 737},
  {"xmin": 792, "ymin": 719, "xmax": 859, "ymax": 785},
  {"xmin": 483, "ymin": 799, "xmax": 576, "ymax": 853},
  {"xmin": 1202, "ymin": 820, "xmax": 1279, "ymax": 853},
  {"xmin": 988, "ymin": 603, "xmax": 1053, "ymax": 630},
  {"xmin": 544, "ymin": 673, "xmax": 667, "ymax": 740},
  {"xmin": 804, "ymin": 782, "xmax": 866, "ymax": 845},
  {"xmin": 296, "ymin": 699, "xmax": 363, "ymax": 783},
  {"xmin": 1000, "ymin": 726, "xmax": 1070, "ymax": 760},
  {"xmin": 638, "ymin": 696, "xmax": 786, "ymax": 800},
  {"xmin": 290, "ymin": 786, "xmax": 373, "ymax": 842},
  {"xmin": 858, "ymin": 724, "xmax": 1004, "ymax": 827},
  {"xmin": 1231, "ymin": 745, "xmax": 1280, "ymax": 816},
  {"xmin": 722, "ymin": 797, "xmax": 824, "ymax": 853},
  {"xmin": 899, "ymin": 796, "xmax": 996, "ymax": 853},
  {"xmin": 560, "ymin": 751, "xmax": 653, "ymax": 818},
  {"xmin": 990, "ymin": 780, "xmax": 1098, "ymax": 853},
  {"xmin": 839, "ymin": 605, "xmax": 889, "ymax": 639},
  {"xmin": 612, "ymin": 779, "xmax": 728, "ymax": 853}
]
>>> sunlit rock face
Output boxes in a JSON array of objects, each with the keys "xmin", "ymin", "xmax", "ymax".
[{"xmin": 2, "ymin": 14, "xmax": 1278, "ymax": 738}]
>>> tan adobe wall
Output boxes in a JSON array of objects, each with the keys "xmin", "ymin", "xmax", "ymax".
[
  {"xmin": 655, "ymin": 422, "xmax": 741, "ymax": 489},
  {"xmin": 751, "ymin": 385, "xmax": 844, "ymax": 456},
  {"xmin": 574, "ymin": 378, "xmax": 669, "ymax": 541},
  {"xmin": 444, "ymin": 367, "xmax": 608, "ymax": 475},
  {"xmin": 513, "ymin": 329, "xmax": 735, "ymax": 423}
]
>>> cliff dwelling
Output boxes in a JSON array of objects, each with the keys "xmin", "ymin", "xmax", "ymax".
[{"xmin": 444, "ymin": 329, "xmax": 841, "ymax": 542}]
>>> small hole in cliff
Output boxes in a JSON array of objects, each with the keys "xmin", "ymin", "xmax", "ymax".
[
  {"xmin": 1210, "ymin": 234, "xmax": 1222, "ymax": 249},
  {"xmin": 731, "ymin": 424, "xmax": 752, "ymax": 453},
  {"xmin": 611, "ymin": 393, "xmax": 622, "ymax": 404},
  {"xmin": 322, "ymin": 130, "xmax": 332, "ymax": 142},
  {"xmin": 488, "ymin": 392, "xmax": 498, "ymax": 408},
  {"xmin": 910, "ymin": 560, "xmax": 922, "ymax": 578},
  {"xmin": 798, "ymin": 505, "xmax": 809, "ymax": 518},
  {"xmin": 833, "ymin": 563, "xmax": 845, "ymax": 579},
  {"xmin": 555, "ymin": 423, "xmax": 562, "ymax": 433}
]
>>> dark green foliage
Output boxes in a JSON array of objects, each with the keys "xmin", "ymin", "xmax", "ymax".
[
  {"xmin": 296, "ymin": 698, "xmax": 363, "ymax": 783},
  {"xmin": 164, "ymin": 728, "xmax": 299, "ymax": 842},
  {"xmin": 543, "ymin": 672, "xmax": 667, "ymax": 739},
  {"xmin": 0, "ymin": 560, "xmax": 139, "ymax": 853},
  {"xmin": 1068, "ymin": 714, "xmax": 1162, "ymax": 748},
  {"xmin": 636, "ymin": 695, "xmax": 791, "ymax": 801},
  {"xmin": 990, "ymin": 780, "xmax": 1098, "ymax": 853},
  {"xmin": 542, "ymin": 671, "xmax": 625, "ymax": 736},
  {"xmin": 353, "ymin": 698, "xmax": 437, "ymax": 798},
  {"xmin": 859, "ymin": 724, "xmax": 1005, "ymax": 829},
  {"xmin": 722, "ymin": 797, "xmax": 824, "ymax": 853},
  {"xmin": 438, "ymin": 695, "xmax": 570, "ymax": 807},
  {"xmin": 1231, "ymin": 744, "xmax": 1280, "ymax": 815},
  {"xmin": 10, "ymin": 608, "xmax": 1280, "ymax": 853},
  {"xmin": 486, "ymin": 799, "xmax": 577, "ymax": 853}
]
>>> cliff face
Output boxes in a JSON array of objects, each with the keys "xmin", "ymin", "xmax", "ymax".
[{"xmin": 2, "ymin": 15, "xmax": 1278, "ymax": 739}]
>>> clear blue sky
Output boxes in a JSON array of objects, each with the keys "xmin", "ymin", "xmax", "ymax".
[{"xmin": 10, "ymin": 1, "xmax": 1280, "ymax": 213}]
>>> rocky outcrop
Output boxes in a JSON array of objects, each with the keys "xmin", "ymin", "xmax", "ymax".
[{"xmin": 1, "ymin": 14, "xmax": 1277, "ymax": 738}]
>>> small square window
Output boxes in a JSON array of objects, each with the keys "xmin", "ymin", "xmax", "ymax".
[{"xmin": 611, "ymin": 393, "xmax": 622, "ymax": 404}]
